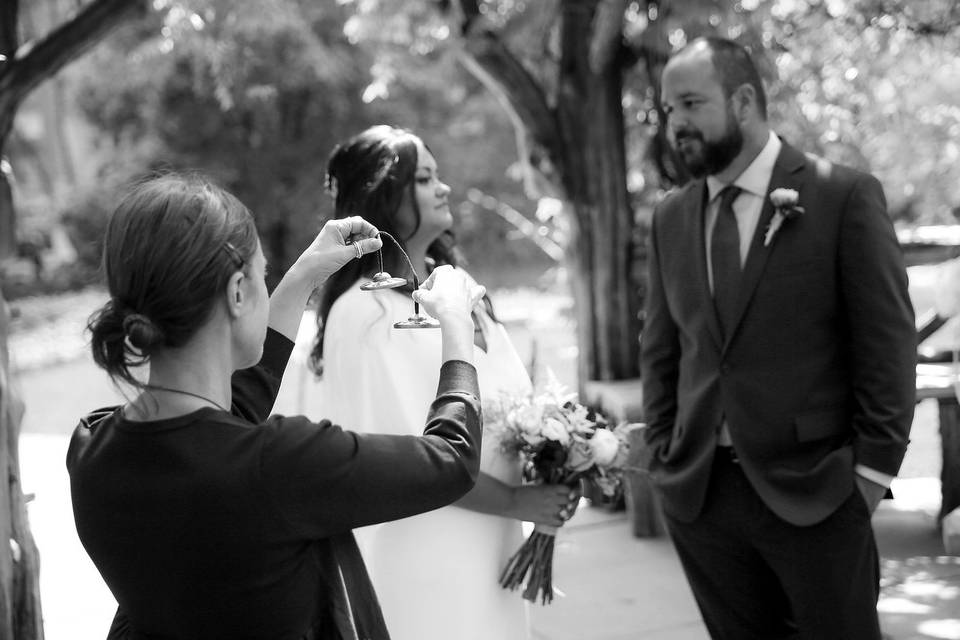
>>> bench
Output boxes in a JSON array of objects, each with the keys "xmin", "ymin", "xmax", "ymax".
[
  {"xmin": 915, "ymin": 363, "xmax": 960, "ymax": 521},
  {"xmin": 915, "ymin": 308, "xmax": 960, "ymax": 522}
]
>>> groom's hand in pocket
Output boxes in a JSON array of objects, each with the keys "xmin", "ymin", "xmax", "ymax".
[{"xmin": 855, "ymin": 474, "xmax": 887, "ymax": 514}]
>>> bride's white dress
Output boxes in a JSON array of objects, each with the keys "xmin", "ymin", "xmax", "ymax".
[{"xmin": 297, "ymin": 276, "xmax": 532, "ymax": 640}]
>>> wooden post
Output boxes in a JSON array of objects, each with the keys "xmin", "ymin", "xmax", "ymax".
[
  {"xmin": 939, "ymin": 397, "xmax": 960, "ymax": 522},
  {"xmin": 0, "ymin": 291, "xmax": 44, "ymax": 638}
]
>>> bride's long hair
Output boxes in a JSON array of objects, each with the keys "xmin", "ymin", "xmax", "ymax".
[{"xmin": 310, "ymin": 125, "xmax": 472, "ymax": 376}]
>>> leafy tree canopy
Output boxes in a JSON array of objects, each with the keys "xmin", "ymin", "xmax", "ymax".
[
  {"xmin": 72, "ymin": 0, "xmax": 544, "ymax": 287},
  {"xmin": 343, "ymin": 0, "xmax": 960, "ymax": 222}
]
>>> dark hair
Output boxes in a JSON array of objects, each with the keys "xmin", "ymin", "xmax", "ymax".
[
  {"xmin": 690, "ymin": 36, "xmax": 767, "ymax": 120},
  {"xmin": 310, "ymin": 125, "xmax": 466, "ymax": 375},
  {"xmin": 87, "ymin": 173, "xmax": 259, "ymax": 386}
]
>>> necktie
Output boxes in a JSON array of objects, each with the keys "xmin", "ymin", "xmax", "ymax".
[{"xmin": 711, "ymin": 186, "xmax": 742, "ymax": 338}]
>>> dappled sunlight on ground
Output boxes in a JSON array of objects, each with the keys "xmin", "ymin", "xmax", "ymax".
[
  {"xmin": 875, "ymin": 476, "xmax": 960, "ymax": 640},
  {"xmin": 918, "ymin": 619, "xmax": 960, "ymax": 640},
  {"xmin": 880, "ymin": 555, "xmax": 960, "ymax": 639},
  {"xmin": 880, "ymin": 554, "xmax": 960, "ymax": 639}
]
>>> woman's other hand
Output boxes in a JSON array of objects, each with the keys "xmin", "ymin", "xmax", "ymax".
[
  {"xmin": 507, "ymin": 484, "xmax": 582, "ymax": 528},
  {"xmin": 413, "ymin": 265, "xmax": 485, "ymax": 325},
  {"xmin": 412, "ymin": 266, "xmax": 483, "ymax": 363}
]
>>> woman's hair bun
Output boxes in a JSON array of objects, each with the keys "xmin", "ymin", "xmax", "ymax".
[{"xmin": 122, "ymin": 313, "xmax": 164, "ymax": 351}]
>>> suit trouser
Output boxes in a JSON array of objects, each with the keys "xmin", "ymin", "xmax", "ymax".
[{"xmin": 665, "ymin": 450, "xmax": 882, "ymax": 640}]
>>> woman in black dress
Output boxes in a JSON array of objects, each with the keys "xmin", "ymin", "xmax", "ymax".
[{"xmin": 68, "ymin": 173, "xmax": 486, "ymax": 639}]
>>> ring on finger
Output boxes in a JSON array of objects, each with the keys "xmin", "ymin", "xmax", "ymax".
[{"xmin": 352, "ymin": 241, "xmax": 363, "ymax": 260}]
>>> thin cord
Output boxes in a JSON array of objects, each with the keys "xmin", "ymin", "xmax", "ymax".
[
  {"xmin": 142, "ymin": 384, "xmax": 231, "ymax": 413},
  {"xmin": 377, "ymin": 231, "xmax": 420, "ymax": 281},
  {"xmin": 378, "ymin": 231, "xmax": 423, "ymax": 313}
]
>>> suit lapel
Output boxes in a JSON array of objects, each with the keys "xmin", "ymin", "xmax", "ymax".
[
  {"xmin": 722, "ymin": 142, "xmax": 808, "ymax": 354},
  {"xmin": 687, "ymin": 179, "xmax": 724, "ymax": 350}
]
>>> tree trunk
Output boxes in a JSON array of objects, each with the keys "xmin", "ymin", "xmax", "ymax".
[
  {"xmin": 0, "ymin": 289, "xmax": 43, "ymax": 639},
  {"xmin": 0, "ymin": 2, "xmax": 152, "ymax": 635},
  {"xmin": 0, "ymin": 163, "xmax": 13, "ymax": 260},
  {"xmin": 556, "ymin": 0, "xmax": 641, "ymax": 388},
  {"xmin": 0, "ymin": 0, "xmax": 149, "ymax": 258},
  {"xmin": 455, "ymin": 0, "xmax": 642, "ymax": 393}
]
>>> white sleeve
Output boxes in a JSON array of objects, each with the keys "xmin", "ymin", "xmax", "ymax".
[{"xmin": 316, "ymin": 287, "xmax": 444, "ymax": 437}]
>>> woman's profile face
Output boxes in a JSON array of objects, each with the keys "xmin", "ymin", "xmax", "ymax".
[
  {"xmin": 398, "ymin": 138, "xmax": 452, "ymax": 245},
  {"xmin": 235, "ymin": 240, "xmax": 269, "ymax": 368}
]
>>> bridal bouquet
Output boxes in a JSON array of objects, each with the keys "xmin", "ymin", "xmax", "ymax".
[{"xmin": 485, "ymin": 374, "xmax": 633, "ymax": 604}]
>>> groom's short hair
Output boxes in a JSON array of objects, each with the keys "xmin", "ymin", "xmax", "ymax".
[{"xmin": 686, "ymin": 36, "xmax": 768, "ymax": 121}]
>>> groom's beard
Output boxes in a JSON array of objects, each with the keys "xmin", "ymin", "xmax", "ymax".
[{"xmin": 673, "ymin": 110, "xmax": 744, "ymax": 178}]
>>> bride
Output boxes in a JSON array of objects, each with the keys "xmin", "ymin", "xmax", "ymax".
[{"xmin": 303, "ymin": 125, "xmax": 579, "ymax": 640}]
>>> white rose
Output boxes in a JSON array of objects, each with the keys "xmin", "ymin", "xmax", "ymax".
[
  {"xmin": 509, "ymin": 405, "xmax": 545, "ymax": 445},
  {"xmin": 518, "ymin": 422, "xmax": 544, "ymax": 446},
  {"xmin": 769, "ymin": 188, "xmax": 799, "ymax": 208},
  {"xmin": 565, "ymin": 439, "xmax": 595, "ymax": 472},
  {"xmin": 513, "ymin": 404, "xmax": 543, "ymax": 427},
  {"xmin": 589, "ymin": 429, "xmax": 620, "ymax": 467},
  {"xmin": 541, "ymin": 417, "xmax": 570, "ymax": 446}
]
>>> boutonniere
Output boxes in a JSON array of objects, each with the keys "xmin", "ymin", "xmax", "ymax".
[{"xmin": 763, "ymin": 188, "xmax": 804, "ymax": 247}]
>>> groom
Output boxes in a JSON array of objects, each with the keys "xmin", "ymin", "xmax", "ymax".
[{"xmin": 640, "ymin": 37, "xmax": 916, "ymax": 639}]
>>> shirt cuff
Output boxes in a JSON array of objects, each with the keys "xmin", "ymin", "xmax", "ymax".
[{"xmin": 855, "ymin": 464, "xmax": 894, "ymax": 488}]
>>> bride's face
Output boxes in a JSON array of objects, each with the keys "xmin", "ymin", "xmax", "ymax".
[{"xmin": 398, "ymin": 138, "xmax": 452, "ymax": 245}]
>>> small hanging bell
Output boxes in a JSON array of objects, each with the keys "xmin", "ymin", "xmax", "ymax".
[
  {"xmin": 393, "ymin": 314, "xmax": 441, "ymax": 329},
  {"xmin": 359, "ymin": 272, "xmax": 408, "ymax": 291}
]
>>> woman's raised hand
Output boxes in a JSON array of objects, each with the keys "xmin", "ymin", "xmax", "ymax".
[
  {"xmin": 268, "ymin": 216, "xmax": 381, "ymax": 341},
  {"xmin": 303, "ymin": 216, "xmax": 383, "ymax": 283}
]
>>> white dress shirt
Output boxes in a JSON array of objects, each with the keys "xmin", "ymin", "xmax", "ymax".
[{"xmin": 704, "ymin": 132, "xmax": 892, "ymax": 488}]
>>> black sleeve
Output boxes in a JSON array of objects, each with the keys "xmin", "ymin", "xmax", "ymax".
[
  {"xmin": 260, "ymin": 360, "xmax": 482, "ymax": 538},
  {"xmin": 838, "ymin": 172, "xmax": 916, "ymax": 475},
  {"xmin": 230, "ymin": 328, "xmax": 295, "ymax": 424},
  {"xmin": 640, "ymin": 209, "xmax": 681, "ymax": 466}
]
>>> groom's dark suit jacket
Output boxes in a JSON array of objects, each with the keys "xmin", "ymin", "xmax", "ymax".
[{"xmin": 640, "ymin": 140, "xmax": 917, "ymax": 526}]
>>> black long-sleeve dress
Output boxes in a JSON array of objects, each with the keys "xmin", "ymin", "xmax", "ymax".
[{"xmin": 67, "ymin": 328, "xmax": 482, "ymax": 640}]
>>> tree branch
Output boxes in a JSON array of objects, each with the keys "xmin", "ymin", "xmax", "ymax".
[
  {"xmin": 453, "ymin": 5, "xmax": 564, "ymax": 196},
  {"xmin": 0, "ymin": 0, "xmax": 148, "ymax": 135}
]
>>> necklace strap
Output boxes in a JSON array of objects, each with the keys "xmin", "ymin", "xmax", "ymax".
[{"xmin": 142, "ymin": 384, "xmax": 231, "ymax": 413}]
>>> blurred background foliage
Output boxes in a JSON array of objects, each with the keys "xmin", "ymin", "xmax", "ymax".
[{"xmin": 4, "ymin": 0, "xmax": 960, "ymax": 297}]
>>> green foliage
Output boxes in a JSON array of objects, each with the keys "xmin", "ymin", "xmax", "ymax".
[
  {"xmin": 67, "ymin": 0, "xmax": 960, "ymax": 298},
  {"xmin": 748, "ymin": 0, "xmax": 960, "ymax": 222},
  {"xmin": 60, "ymin": 188, "xmax": 112, "ymax": 275},
  {"xmin": 625, "ymin": 0, "xmax": 960, "ymax": 221},
  {"xmin": 346, "ymin": 0, "xmax": 960, "ymax": 223},
  {"xmin": 71, "ymin": 0, "xmax": 548, "ymax": 288},
  {"xmin": 76, "ymin": 0, "xmax": 373, "ymax": 283}
]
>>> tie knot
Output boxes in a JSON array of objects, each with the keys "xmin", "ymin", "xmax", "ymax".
[{"xmin": 718, "ymin": 185, "xmax": 742, "ymax": 208}]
